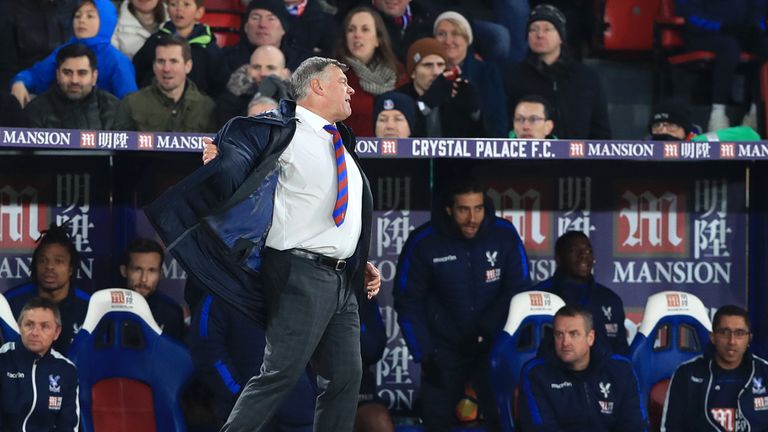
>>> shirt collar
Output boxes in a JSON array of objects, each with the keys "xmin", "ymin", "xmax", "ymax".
[{"xmin": 296, "ymin": 105, "xmax": 335, "ymax": 136}]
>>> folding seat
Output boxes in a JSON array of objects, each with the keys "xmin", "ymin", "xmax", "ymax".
[
  {"xmin": 629, "ymin": 290, "xmax": 711, "ymax": 432},
  {"xmin": 68, "ymin": 288, "xmax": 194, "ymax": 432},
  {"xmin": 201, "ymin": 12, "xmax": 242, "ymax": 48},
  {"xmin": 489, "ymin": 290, "xmax": 566, "ymax": 432},
  {"xmin": 0, "ymin": 292, "xmax": 20, "ymax": 345}
]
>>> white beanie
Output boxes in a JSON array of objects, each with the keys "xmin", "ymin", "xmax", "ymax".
[{"xmin": 433, "ymin": 11, "xmax": 473, "ymax": 45}]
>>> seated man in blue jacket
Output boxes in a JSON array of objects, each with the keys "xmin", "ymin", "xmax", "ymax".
[
  {"xmin": 0, "ymin": 297, "xmax": 79, "ymax": 431},
  {"xmin": 395, "ymin": 178, "xmax": 530, "ymax": 431},
  {"xmin": 534, "ymin": 231, "xmax": 629, "ymax": 356},
  {"xmin": 662, "ymin": 304, "xmax": 768, "ymax": 432},
  {"xmin": 519, "ymin": 304, "xmax": 647, "ymax": 431}
]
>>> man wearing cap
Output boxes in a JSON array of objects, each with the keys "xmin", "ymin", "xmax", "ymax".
[
  {"xmin": 373, "ymin": 90, "xmax": 417, "ymax": 138},
  {"xmin": 394, "ymin": 178, "xmax": 530, "ymax": 432},
  {"xmin": 395, "ymin": 37, "xmax": 484, "ymax": 138},
  {"xmin": 505, "ymin": 4, "xmax": 611, "ymax": 140},
  {"xmin": 224, "ymin": 0, "xmax": 312, "ymax": 72},
  {"xmin": 647, "ymin": 100, "xmax": 760, "ymax": 142}
]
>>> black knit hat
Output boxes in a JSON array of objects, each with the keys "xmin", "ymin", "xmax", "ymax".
[
  {"xmin": 246, "ymin": 0, "xmax": 289, "ymax": 33},
  {"xmin": 648, "ymin": 100, "xmax": 693, "ymax": 134},
  {"xmin": 372, "ymin": 91, "xmax": 417, "ymax": 134},
  {"xmin": 527, "ymin": 4, "xmax": 566, "ymax": 40}
]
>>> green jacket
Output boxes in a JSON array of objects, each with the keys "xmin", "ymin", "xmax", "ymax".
[
  {"xmin": 114, "ymin": 79, "xmax": 216, "ymax": 132},
  {"xmin": 692, "ymin": 126, "xmax": 761, "ymax": 141}
]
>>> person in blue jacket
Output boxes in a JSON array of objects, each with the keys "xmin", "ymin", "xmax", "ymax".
[
  {"xmin": 3, "ymin": 223, "xmax": 90, "ymax": 356},
  {"xmin": 519, "ymin": 304, "xmax": 648, "ymax": 431},
  {"xmin": 394, "ymin": 178, "xmax": 531, "ymax": 431},
  {"xmin": 534, "ymin": 231, "xmax": 629, "ymax": 356},
  {"xmin": 10, "ymin": 0, "xmax": 137, "ymax": 107},
  {"xmin": 189, "ymin": 292, "xmax": 316, "ymax": 430},
  {"xmin": 0, "ymin": 297, "xmax": 79, "ymax": 432},
  {"xmin": 662, "ymin": 304, "xmax": 768, "ymax": 432}
]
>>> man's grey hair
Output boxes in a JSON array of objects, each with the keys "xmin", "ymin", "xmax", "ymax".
[
  {"xmin": 290, "ymin": 57, "xmax": 348, "ymax": 101},
  {"xmin": 248, "ymin": 95, "xmax": 278, "ymax": 111},
  {"xmin": 18, "ymin": 297, "xmax": 62, "ymax": 329}
]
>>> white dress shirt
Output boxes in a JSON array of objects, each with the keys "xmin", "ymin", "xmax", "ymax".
[{"xmin": 265, "ymin": 105, "xmax": 363, "ymax": 259}]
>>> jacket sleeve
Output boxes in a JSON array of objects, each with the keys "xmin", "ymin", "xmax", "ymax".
[
  {"xmin": 588, "ymin": 69, "xmax": 612, "ymax": 139},
  {"xmin": 612, "ymin": 298, "xmax": 630, "ymax": 357},
  {"xmin": 518, "ymin": 361, "xmax": 567, "ymax": 432},
  {"xmin": 478, "ymin": 221, "xmax": 531, "ymax": 337},
  {"xmin": 614, "ymin": 358, "xmax": 648, "ymax": 432},
  {"xmin": 113, "ymin": 99, "xmax": 137, "ymax": 131},
  {"xmin": 393, "ymin": 233, "xmax": 433, "ymax": 362},
  {"xmin": 189, "ymin": 295, "xmax": 244, "ymax": 408},
  {"xmin": 109, "ymin": 53, "xmax": 138, "ymax": 99},
  {"xmin": 660, "ymin": 364, "xmax": 687, "ymax": 432},
  {"xmin": 56, "ymin": 364, "xmax": 81, "ymax": 431},
  {"xmin": 12, "ymin": 48, "xmax": 58, "ymax": 94}
]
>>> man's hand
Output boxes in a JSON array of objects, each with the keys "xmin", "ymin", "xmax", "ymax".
[
  {"xmin": 202, "ymin": 137, "xmax": 218, "ymax": 164},
  {"xmin": 364, "ymin": 261, "xmax": 381, "ymax": 299}
]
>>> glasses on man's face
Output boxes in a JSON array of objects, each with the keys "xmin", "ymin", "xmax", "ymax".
[
  {"xmin": 713, "ymin": 328, "xmax": 750, "ymax": 338},
  {"xmin": 651, "ymin": 121, "xmax": 681, "ymax": 133},
  {"xmin": 514, "ymin": 115, "xmax": 546, "ymax": 125}
]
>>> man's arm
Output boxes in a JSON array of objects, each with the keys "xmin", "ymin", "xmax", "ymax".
[
  {"xmin": 518, "ymin": 360, "xmax": 566, "ymax": 432},
  {"xmin": 55, "ymin": 364, "xmax": 80, "ymax": 431},
  {"xmin": 614, "ymin": 357, "xmax": 648, "ymax": 432},
  {"xmin": 660, "ymin": 364, "xmax": 688, "ymax": 432},
  {"xmin": 393, "ymin": 231, "xmax": 433, "ymax": 363}
]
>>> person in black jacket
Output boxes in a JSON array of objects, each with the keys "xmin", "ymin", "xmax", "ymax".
[
  {"xmin": 120, "ymin": 238, "xmax": 186, "ymax": 342},
  {"xmin": 24, "ymin": 43, "xmax": 119, "ymax": 130},
  {"xmin": 533, "ymin": 231, "xmax": 629, "ymax": 356},
  {"xmin": 519, "ymin": 304, "xmax": 647, "ymax": 431},
  {"xmin": 394, "ymin": 178, "xmax": 530, "ymax": 431},
  {"xmin": 0, "ymin": 297, "xmax": 79, "ymax": 432},
  {"xmin": 662, "ymin": 305, "xmax": 768, "ymax": 432},
  {"xmin": 505, "ymin": 4, "xmax": 611, "ymax": 139},
  {"xmin": 132, "ymin": 0, "xmax": 230, "ymax": 96}
]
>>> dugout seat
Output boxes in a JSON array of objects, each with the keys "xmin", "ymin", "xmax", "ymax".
[
  {"xmin": 489, "ymin": 291, "xmax": 566, "ymax": 432},
  {"xmin": 68, "ymin": 288, "xmax": 193, "ymax": 432},
  {"xmin": 629, "ymin": 290, "xmax": 711, "ymax": 432},
  {"xmin": 0, "ymin": 293, "xmax": 19, "ymax": 345}
]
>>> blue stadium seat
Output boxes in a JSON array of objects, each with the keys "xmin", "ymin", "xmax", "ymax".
[
  {"xmin": 629, "ymin": 290, "xmax": 711, "ymax": 432},
  {"xmin": 489, "ymin": 291, "xmax": 566, "ymax": 432},
  {"xmin": 0, "ymin": 292, "xmax": 20, "ymax": 345},
  {"xmin": 68, "ymin": 288, "xmax": 193, "ymax": 432}
]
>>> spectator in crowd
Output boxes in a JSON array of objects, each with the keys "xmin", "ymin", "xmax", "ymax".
[
  {"xmin": 335, "ymin": 6, "xmax": 408, "ymax": 137},
  {"xmin": 509, "ymin": 94, "xmax": 556, "ymax": 139},
  {"xmin": 356, "ymin": 294, "xmax": 394, "ymax": 432},
  {"xmin": 519, "ymin": 305, "xmax": 647, "ymax": 431},
  {"xmin": 24, "ymin": 43, "xmax": 120, "ymax": 130},
  {"xmin": 676, "ymin": 0, "xmax": 768, "ymax": 131},
  {"xmin": 10, "ymin": 0, "xmax": 137, "ymax": 108},
  {"xmin": 372, "ymin": 90, "xmax": 416, "ymax": 138},
  {"xmin": 394, "ymin": 179, "xmax": 530, "ymax": 431},
  {"xmin": 0, "ymin": 298, "xmax": 79, "ymax": 431},
  {"xmin": 662, "ymin": 304, "xmax": 768, "ymax": 431},
  {"xmin": 505, "ymin": 4, "xmax": 611, "ymax": 139},
  {"xmin": 224, "ymin": 0, "xmax": 312, "ymax": 72},
  {"xmin": 647, "ymin": 99, "xmax": 761, "ymax": 142},
  {"xmin": 285, "ymin": 0, "xmax": 338, "ymax": 57},
  {"xmin": 530, "ymin": 0, "xmax": 595, "ymax": 60},
  {"xmin": 371, "ymin": 0, "xmax": 436, "ymax": 63},
  {"xmin": 396, "ymin": 37, "xmax": 484, "ymax": 138},
  {"xmin": 115, "ymin": 35, "xmax": 217, "ymax": 132},
  {"xmin": 132, "ymin": 0, "xmax": 230, "ymax": 97},
  {"xmin": 247, "ymin": 94, "xmax": 279, "ymax": 115},
  {"xmin": 433, "ymin": 11, "xmax": 509, "ymax": 138},
  {"xmin": 120, "ymin": 238, "xmax": 185, "ymax": 342},
  {"xmin": 4, "ymin": 224, "xmax": 90, "ymax": 355},
  {"xmin": 534, "ymin": 231, "xmax": 629, "ymax": 356},
  {"xmin": 0, "ymin": 94, "xmax": 28, "ymax": 127},
  {"xmin": 217, "ymin": 44, "xmax": 291, "ymax": 126},
  {"xmin": 0, "ymin": 0, "xmax": 79, "ymax": 85},
  {"xmin": 112, "ymin": 0, "xmax": 169, "ymax": 60},
  {"xmin": 189, "ymin": 293, "xmax": 316, "ymax": 429}
]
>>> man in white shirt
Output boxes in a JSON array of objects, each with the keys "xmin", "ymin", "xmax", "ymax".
[{"xmin": 148, "ymin": 56, "xmax": 380, "ymax": 432}]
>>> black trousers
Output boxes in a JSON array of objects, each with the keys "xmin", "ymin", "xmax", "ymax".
[{"xmin": 221, "ymin": 248, "xmax": 362, "ymax": 432}]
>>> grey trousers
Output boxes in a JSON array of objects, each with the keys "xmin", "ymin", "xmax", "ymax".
[{"xmin": 221, "ymin": 248, "xmax": 362, "ymax": 432}]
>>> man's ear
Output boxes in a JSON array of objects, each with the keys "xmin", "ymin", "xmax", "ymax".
[
  {"xmin": 119, "ymin": 264, "xmax": 128, "ymax": 278},
  {"xmin": 587, "ymin": 329, "xmax": 595, "ymax": 346},
  {"xmin": 544, "ymin": 119, "xmax": 554, "ymax": 136},
  {"xmin": 310, "ymin": 78, "xmax": 324, "ymax": 96},
  {"xmin": 445, "ymin": 206, "xmax": 452, "ymax": 216}
]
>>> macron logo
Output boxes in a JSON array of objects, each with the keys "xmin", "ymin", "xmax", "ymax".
[
  {"xmin": 432, "ymin": 255, "xmax": 457, "ymax": 263},
  {"xmin": 551, "ymin": 381, "xmax": 572, "ymax": 389},
  {"xmin": 7, "ymin": 371, "xmax": 24, "ymax": 379}
]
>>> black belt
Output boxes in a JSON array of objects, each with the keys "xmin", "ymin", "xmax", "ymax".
[{"xmin": 289, "ymin": 249, "xmax": 347, "ymax": 271}]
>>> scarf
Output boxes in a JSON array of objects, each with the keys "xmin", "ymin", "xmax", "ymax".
[{"xmin": 345, "ymin": 56, "xmax": 396, "ymax": 96}]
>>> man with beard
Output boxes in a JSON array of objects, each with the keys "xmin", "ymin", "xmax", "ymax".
[
  {"xmin": 120, "ymin": 238, "xmax": 185, "ymax": 342},
  {"xmin": 533, "ymin": 231, "xmax": 629, "ymax": 356},
  {"xmin": 3, "ymin": 224, "xmax": 90, "ymax": 355},
  {"xmin": 24, "ymin": 43, "xmax": 119, "ymax": 129},
  {"xmin": 394, "ymin": 179, "xmax": 530, "ymax": 431}
]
